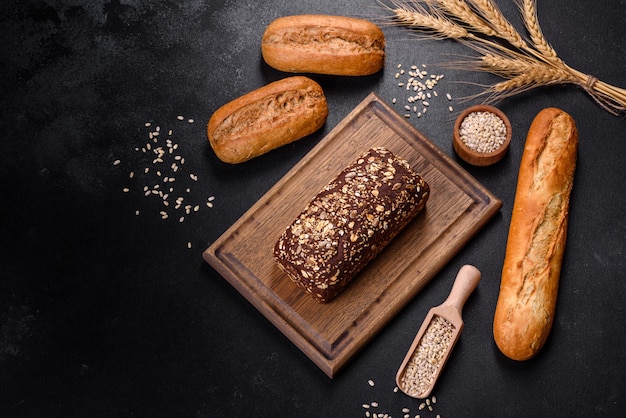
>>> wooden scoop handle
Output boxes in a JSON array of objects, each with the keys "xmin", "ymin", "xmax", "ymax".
[{"xmin": 442, "ymin": 264, "xmax": 481, "ymax": 313}]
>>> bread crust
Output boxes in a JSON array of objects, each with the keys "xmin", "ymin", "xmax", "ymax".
[
  {"xmin": 207, "ymin": 76, "xmax": 328, "ymax": 164},
  {"xmin": 261, "ymin": 15, "xmax": 385, "ymax": 76},
  {"xmin": 274, "ymin": 147, "xmax": 429, "ymax": 303},
  {"xmin": 493, "ymin": 107, "xmax": 578, "ymax": 360}
]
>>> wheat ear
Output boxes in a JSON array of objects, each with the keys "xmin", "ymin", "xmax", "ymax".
[
  {"xmin": 384, "ymin": 0, "xmax": 626, "ymax": 115},
  {"xmin": 519, "ymin": 0, "xmax": 626, "ymax": 114},
  {"xmin": 384, "ymin": 0, "xmax": 469, "ymax": 39},
  {"xmin": 426, "ymin": 0, "xmax": 497, "ymax": 37},
  {"xmin": 467, "ymin": 0, "xmax": 527, "ymax": 49},
  {"xmin": 518, "ymin": 0, "xmax": 559, "ymax": 61}
]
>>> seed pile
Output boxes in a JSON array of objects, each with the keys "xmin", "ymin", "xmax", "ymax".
[
  {"xmin": 459, "ymin": 111, "xmax": 507, "ymax": 153},
  {"xmin": 113, "ymin": 116, "xmax": 216, "ymax": 249},
  {"xmin": 399, "ymin": 315, "xmax": 455, "ymax": 398},
  {"xmin": 362, "ymin": 378, "xmax": 442, "ymax": 418},
  {"xmin": 391, "ymin": 63, "xmax": 454, "ymax": 119}
]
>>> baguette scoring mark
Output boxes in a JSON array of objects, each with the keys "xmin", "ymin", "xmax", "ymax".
[
  {"xmin": 264, "ymin": 27, "xmax": 385, "ymax": 54},
  {"xmin": 212, "ymin": 89, "xmax": 324, "ymax": 142},
  {"xmin": 523, "ymin": 114, "xmax": 576, "ymax": 277},
  {"xmin": 532, "ymin": 114, "xmax": 576, "ymax": 191}
]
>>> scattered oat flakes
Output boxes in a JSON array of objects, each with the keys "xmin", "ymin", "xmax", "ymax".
[
  {"xmin": 114, "ymin": 117, "xmax": 217, "ymax": 249},
  {"xmin": 360, "ymin": 379, "xmax": 442, "ymax": 417},
  {"xmin": 391, "ymin": 62, "xmax": 453, "ymax": 120}
]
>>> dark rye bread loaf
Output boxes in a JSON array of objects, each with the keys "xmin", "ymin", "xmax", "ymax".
[{"xmin": 273, "ymin": 147, "xmax": 430, "ymax": 303}]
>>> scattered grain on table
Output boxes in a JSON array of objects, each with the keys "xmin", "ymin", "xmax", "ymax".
[
  {"xmin": 361, "ymin": 377, "xmax": 442, "ymax": 417},
  {"xmin": 113, "ymin": 115, "xmax": 217, "ymax": 249},
  {"xmin": 391, "ymin": 63, "xmax": 454, "ymax": 118}
]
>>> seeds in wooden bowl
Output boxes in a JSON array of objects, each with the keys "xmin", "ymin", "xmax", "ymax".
[
  {"xmin": 453, "ymin": 104, "xmax": 512, "ymax": 166},
  {"xmin": 459, "ymin": 111, "xmax": 506, "ymax": 153}
]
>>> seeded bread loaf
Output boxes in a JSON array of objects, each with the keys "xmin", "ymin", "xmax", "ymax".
[
  {"xmin": 273, "ymin": 147, "xmax": 429, "ymax": 303},
  {"xmin": 261, "ymin": 15, "xmax": 385, "ymax": 76},
  {"xmin": 493, "ymin": 107, "xmax": 578, "ymax": 361},
  {"xmin": 207, "ymin": 76, "xmax": 328, "ymax": 164}
]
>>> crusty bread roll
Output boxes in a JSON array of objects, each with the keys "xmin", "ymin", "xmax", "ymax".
[
  {"xmin": 493, "ymin": 107, "xmax": 578, "ymax": 361},
  {"xmin": 261, "ymin": 15, "xmax": 385, "ymax": 76},
  {"xmin": 207, "ymin": 76, "xmax": 328, "ymax": 164},
  {"xmin": 274, "ymin": 147, "xmax": 429, "ymax": 303}
]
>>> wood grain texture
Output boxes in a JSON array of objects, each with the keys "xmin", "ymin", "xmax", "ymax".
[{"xmin": 203, "ymin": 93, "xmax": 501, "ymax": 377}]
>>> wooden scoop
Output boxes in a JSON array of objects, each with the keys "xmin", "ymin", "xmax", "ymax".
[{"xmin": 396, "ymin": 264, "xmax": 481, "ymax": 398}]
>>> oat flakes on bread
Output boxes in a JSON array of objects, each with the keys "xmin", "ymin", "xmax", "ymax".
[{"xmin": 274, "ymin": 147, "xmax": 429, "ymax": 303}]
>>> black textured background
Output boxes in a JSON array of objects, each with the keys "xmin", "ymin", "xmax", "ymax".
[{"xmin": 1, "ymin": 1, "xmax": 625, "ymax": 416}]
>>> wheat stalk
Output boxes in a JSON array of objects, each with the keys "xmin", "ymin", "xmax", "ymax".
[
  {"xmin": 479, "ymin": 53, "xmax": 539, "ymax": 75},
  {"xmin": 427, "ymin": 0, "xmax": 498, "ymax": 37},
  {"xmin": 489, "ymin": 66, "xmax": 572, "ymax": 97},
  {"xmin": 389, "ymin": 0, "xmax": 469, "ymax": 39},
  {"xmin": 381, "ymin": 0, "xmax": 626, "ymax": 115},
  {"xmin": 518, "ymin": 0, "xmax": 558, "ymax": 61},
  {"xmin": 468, "ymin": 0, "xmax": 527, "ymax": 49}
]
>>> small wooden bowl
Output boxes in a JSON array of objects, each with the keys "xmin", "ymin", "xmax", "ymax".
[{"xmin": 453, "ymin": 104, "xmax": 512, "ymax": 166}]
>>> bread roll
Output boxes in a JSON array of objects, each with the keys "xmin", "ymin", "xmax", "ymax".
[
  {"xmin": 493, "ymin": 107, "xmax": 578, "ymax": 361},
  {"xmin": 274, "ymin": 147, "xmax": 429, "ymax": 303},
  {"xmin": 207, "ymin": 76, "xmax": 328, "ymax": 164},
  {"xmin": 261, "ymin": 15, "xmax": 385, "ymax": 76}
]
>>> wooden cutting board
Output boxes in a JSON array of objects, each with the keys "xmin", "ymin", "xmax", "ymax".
[{"xmin": 203, "ymin": 93, "xmax": 502, "ymax": 377}]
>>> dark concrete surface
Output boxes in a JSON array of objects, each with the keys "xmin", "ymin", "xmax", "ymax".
[{"xmin": 1, "ymin": 1, "xmax": 625, "ymax": 416}]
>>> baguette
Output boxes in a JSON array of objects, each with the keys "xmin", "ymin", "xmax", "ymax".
[
  {"xmin": 493, "ymin": 107, "xmax": 578, "ymax": 361},
  {"xmin": 261, "ymin": 15, "xmax": 385, "ymax": 76},
  {"xmin": 207, "ymin": 76, "xmax": 328, "ymax": 164}
]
